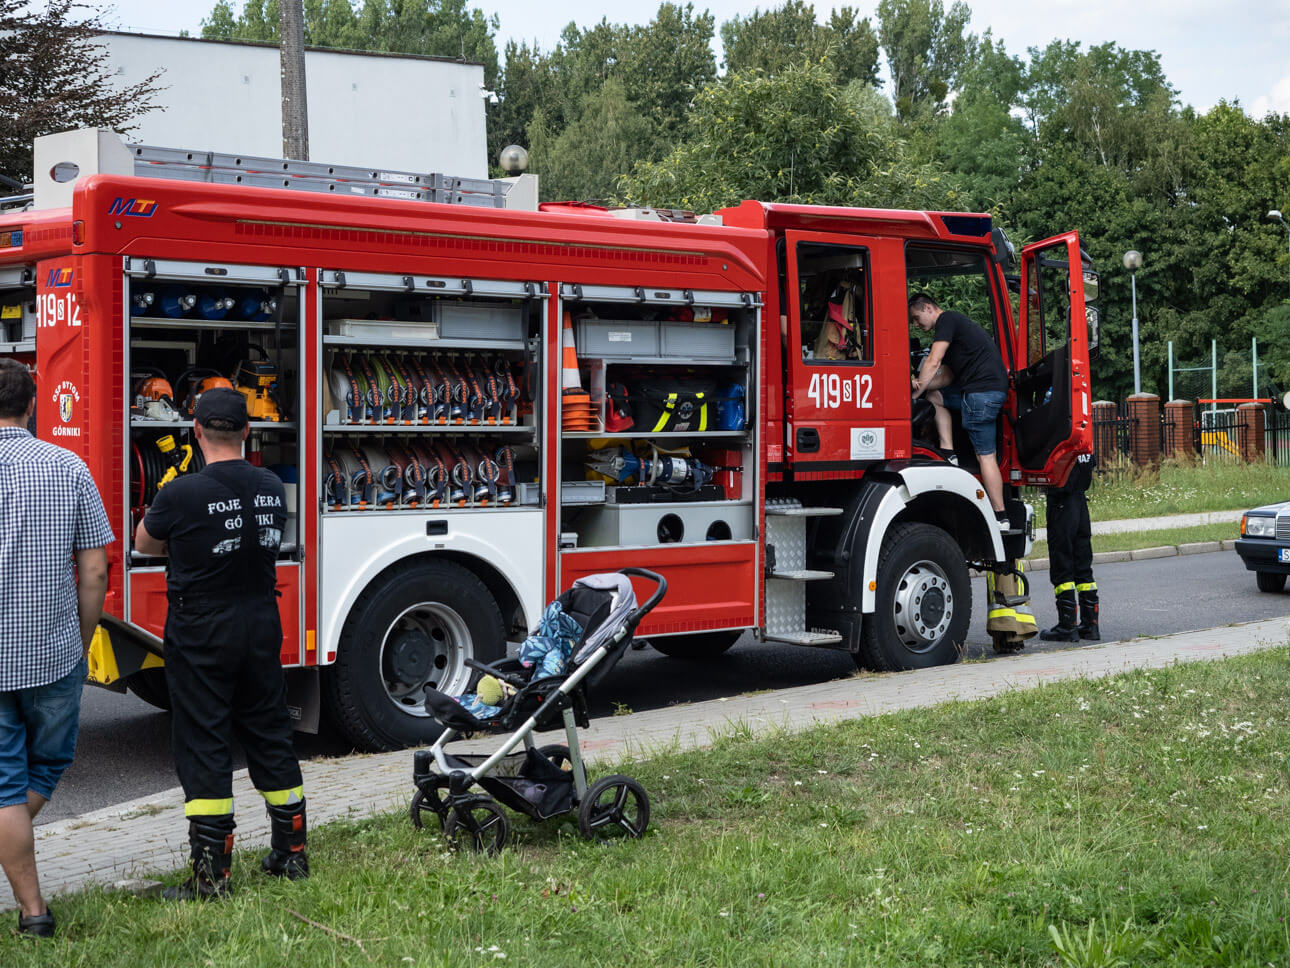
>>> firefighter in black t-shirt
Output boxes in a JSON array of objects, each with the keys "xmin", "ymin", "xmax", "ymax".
[
  {"xmin": 135, "ymin": 388, "xmax": 307, "ymax": 900},
  {"xmin": 1039, "ymin": 452, "xmax": 1099, "ymax": 642}
]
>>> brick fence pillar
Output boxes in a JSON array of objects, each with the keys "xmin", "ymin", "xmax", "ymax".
[
  {"xmin": 1163, "ymin": 400, "xmax": 1196, "ymax": 460},
  {"xmin": 1092, "ymin": 400, "xmax": 1118, "ymax": 462},
  {"xmin": 1126, "ymin": 393, "xmax": 1161, "ymax": 467},
  {"xmin": 1237, "ymin": 403, "xmax": 1266, "ymax": 462}
]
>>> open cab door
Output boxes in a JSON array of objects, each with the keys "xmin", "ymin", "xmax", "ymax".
[{"xmin": 1012, "ymin": 232, "xmax": 1095, "ymax": 487}]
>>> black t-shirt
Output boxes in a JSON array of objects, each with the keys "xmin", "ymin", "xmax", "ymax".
[
  {"xmin": 932, "ymin": 310, "xmax": 1008, "ymax": 395},
  {"xmin": 143, "ymin": 459, "xmax": 286, "ymax": 597}
]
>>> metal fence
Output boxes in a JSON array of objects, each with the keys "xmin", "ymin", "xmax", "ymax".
[
  {"xmin": 1268, "ymin": 409, "xmax": 1290, "ymax": 468},
  {"xmin": 1091, "ymin": 405, "xmax": 1135, "ymax": 467},
  {"xmin": 1198, "ymin": 409, "xmax": 1244, "ymax": 464},
  {"xmin": 1091, "ymin": 402, "xmax": 1290, "ymax": 469}
]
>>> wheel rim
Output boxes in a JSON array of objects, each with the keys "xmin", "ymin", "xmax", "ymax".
[
  {"xmin": 447, "ymin": 799, "xmax": 507, "ymax": 853},
  {"xmin": 584, "ymin": 783, "xmax": 646, "ymax": 839},
  {"xmin": 379, "ymin": 602, "xmax": 472, "ymax": 719},
  {"xmin": 890, "ymin": 559, "xmax": 953, "ymax": 654}
]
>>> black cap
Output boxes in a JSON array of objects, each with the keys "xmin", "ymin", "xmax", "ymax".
[{"xmin": 194, "ymin": 386, "xmax": 248, "ymax": 429}]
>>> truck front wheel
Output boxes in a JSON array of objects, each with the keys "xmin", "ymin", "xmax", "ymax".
[
  {"xmin": 323, "ymin": 559, "xmax": 505, "ymax": 752},
  {"xmin": 857, "ymin": 522, "xmax": 971, "ymax": 672}
]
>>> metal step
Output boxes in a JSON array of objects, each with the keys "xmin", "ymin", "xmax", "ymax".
[
  {"xmin": 768, "ymin": 569, "xmax": 834, "ymax": 581},
  {"xmin": 764, "ymin": 630, "xmax": 844, "ymax": 646},
  {"xmin": 765, "ymin": 505, "xmax": 843, "ymax": 517}
]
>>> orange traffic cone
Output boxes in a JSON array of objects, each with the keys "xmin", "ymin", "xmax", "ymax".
[{"xmin": 561, "ymin": 311, "xmax": 594, "ymax": 431}]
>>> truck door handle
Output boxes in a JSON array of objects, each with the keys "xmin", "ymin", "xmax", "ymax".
[{"xmin": 796, "ymin": 427, "xmax": 820, "ymax": 453}]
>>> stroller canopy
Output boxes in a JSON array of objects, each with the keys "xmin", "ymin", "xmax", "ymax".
[{"xmin": 568, "ymin": 573, "xmax": 637, "ymax": 665}]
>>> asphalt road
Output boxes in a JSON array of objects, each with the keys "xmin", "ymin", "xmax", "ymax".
[{"xmin": 39, "ymin": 548, "xmax": 1290, "ymax": 825}]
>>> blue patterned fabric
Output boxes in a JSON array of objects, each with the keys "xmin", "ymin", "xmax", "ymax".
[
  {"xmin": 454, "ymin": 693, "xmax": 502, "ymax": 719},
  {"xmin": 518, "ymin": 601, "xmax": 584, "ymax": 678},
  {"xmin": 453, "ymin": 601, "xmax": 585, "ymax": 718}
]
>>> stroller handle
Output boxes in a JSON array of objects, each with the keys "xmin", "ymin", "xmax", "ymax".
[{"xmin": 617, "ymin": 568, "xmax": 667, "ymax": 629}]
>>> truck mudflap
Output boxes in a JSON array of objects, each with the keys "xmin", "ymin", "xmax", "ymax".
[{"xmin": 86, "ymin": 623, "xmax": 163, "ymax": 690}]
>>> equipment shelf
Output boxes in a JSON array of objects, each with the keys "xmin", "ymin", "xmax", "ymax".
[
  {"xmin": 130, "ymin": 317, "xmax": 282, "ymax": 331},
  {"xmin": 322, "ymin": 423, "xmax": 531, "ymax": 433},
  {"xmin": 322, "ymin": 335, "xmax": 526, "ymax": 352},
  {"xmin": 562, "ymin": 430, "xmax": 746, "ymax": 439},
  {"xmin": 0, "ymin": 341, "xmax": 34, "ymax": 354},
  {"xmin": 131, "ymin": 420, "xmax": 296, "ymax": 430}
]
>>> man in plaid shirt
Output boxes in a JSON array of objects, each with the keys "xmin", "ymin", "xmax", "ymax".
[{"xmin": 0, "ymin": 359, "xmax": 113, "ymax": 938}]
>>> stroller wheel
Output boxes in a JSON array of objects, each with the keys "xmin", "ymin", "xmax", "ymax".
[
  {"xmin": 444, "ymin": 795, "xmax": 509, "ymax": 855},
  {"xmin": 578, "ymin": 775, "xmax": 650, "ymax": 842},
  {"xmin": 410, "ymin": 782, "xmax": 450, "ymax": 831},
  {"xmin": 538, "ymin": 744, "xmax": 572, "ymax": 771}
]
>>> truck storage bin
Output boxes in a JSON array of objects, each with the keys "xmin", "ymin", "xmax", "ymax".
[
  {"xmin": 659, "ymin": 321, "xmax": 735, "ymax": 361},
  {"xmin": 575, "ymin": 319, "xmax": 660, "ymax": 359},
  {"xmin": 326, "ymin": 317, "xmax": 439, "ymax": 340},
  {"xmin": 436, "ymin": 301, "xmax": 525, "ymax": 342},
  {"xmin": 561, "ymin": 480, "xmax": 606, "ymax": 505}
]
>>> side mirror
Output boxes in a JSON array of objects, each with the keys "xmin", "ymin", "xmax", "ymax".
[{"xmin": 1082, "ymin": 269, "xmax": 1100, "ymax": 303}]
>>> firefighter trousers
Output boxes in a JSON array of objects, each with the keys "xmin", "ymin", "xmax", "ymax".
[
  {"xmin": 164, "ymin": 594, "xmax": 303, "ymax": 817},
  {"xmin": 1046, "ymin": 489, "xmax": 1094, "ymax": 591}
]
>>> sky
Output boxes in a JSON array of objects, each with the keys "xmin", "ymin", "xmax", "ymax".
[{"xmin": 99, "ymin": 0, "xmax": 1290, "ymax": 117}]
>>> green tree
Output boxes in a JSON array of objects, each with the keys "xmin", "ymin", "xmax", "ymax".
[
  {"xmin": 527, "ymin": 79, "xmax": 657, "ymax": 203},
  {"xmin": 490, "ymin": 4, "xmax": 715, "ymax": 195},
  {"xmin": 876, "ymin": 0, "xmax": 973, "ymax": 119},
  {"xmin": 200, "ymin": 0, "xmax": 499, "ymax": 83},
  {"xmin": 720, "ymin": 1, "xmax": 879, "ymax": 87},
  {"xmin": 619, "ymin": 61, "xmax": 960, "ymax": 214},
  {"xmin": 0, "ymin": 0, "xmax": 163, "ymax": 183}
]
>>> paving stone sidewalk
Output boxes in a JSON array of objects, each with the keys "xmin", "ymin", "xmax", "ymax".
[{"xmin": 5, "ymin": 615, "xmax": 1288, "ymax": 911}]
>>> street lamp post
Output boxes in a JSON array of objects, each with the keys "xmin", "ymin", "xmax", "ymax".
[
  {"xmin": 1123, "ymin": 249, "xmax": 1143, "ymax": 395},
  {"xmin": 1270, "ymin": 210, "xmax": 1288, "ymax": 299}
]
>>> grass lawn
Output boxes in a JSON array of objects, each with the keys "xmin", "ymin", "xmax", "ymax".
[
  {"xmin": 1027, "ymin": 521, "xmax": 1237, "ymax": 560},
  {"xmin": 6, "ymin": 649, "xmax": 1290, "ymax": 966},
  {"xmin": 1029, "ymin": 460, "xmax": 1289, "ymax": 528}
]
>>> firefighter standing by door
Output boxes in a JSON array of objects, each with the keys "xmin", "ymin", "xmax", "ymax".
[
  {"xmin": 1039, "ymin": 452, "xmax": 1099, "ymax": 642},
  {"xmin": 134, "ymin": 388, "xmax": 307, "ymax": 899}
]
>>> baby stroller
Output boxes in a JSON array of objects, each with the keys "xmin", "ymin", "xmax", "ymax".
[{"xmin": 410, "ymin": 568, "xmax": 666, "ymax": 853}]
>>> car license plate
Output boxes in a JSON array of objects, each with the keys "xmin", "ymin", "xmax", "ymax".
[{"xmin": 1279, "ymin": 549, "xmax": 1290, "ymax": 564}]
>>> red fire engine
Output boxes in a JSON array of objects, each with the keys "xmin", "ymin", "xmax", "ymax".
[{"xmin": 0, "ymin": 130, "xmax": 1095, "ymax": 751}]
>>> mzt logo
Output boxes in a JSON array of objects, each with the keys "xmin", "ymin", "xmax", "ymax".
[
  {"xmin": 108, "ymin": 197, "xmax": 158, "ymax": 218},
  {"xmin": 47, "ymin": 267, "xmax": 73, "ymax": 288}
]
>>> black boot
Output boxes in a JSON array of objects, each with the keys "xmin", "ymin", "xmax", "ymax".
[
  {"xmin": 261, "ymin": 799, "xmax": 309, "ymax": 880},
  {"xmin": 1077, "ymin": 586, "xmax": 1100, "ymax": 641},
  {"xmin": 163, "ymin": 815, "xmax": 235, "ymax": 901},
  {"xmin": 1039, "ymin": 589, "xmax": 1080, "ymax": 642}
]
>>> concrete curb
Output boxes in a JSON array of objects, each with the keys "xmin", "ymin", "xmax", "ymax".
[{"xmin": 1024, "ymin": 538, "xmax": 1240, "ymax": 572}]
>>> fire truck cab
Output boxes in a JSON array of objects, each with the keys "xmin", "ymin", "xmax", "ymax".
[{"xmin": 0, "ymin": 130, "xmax": 1094, "ymax": 751}]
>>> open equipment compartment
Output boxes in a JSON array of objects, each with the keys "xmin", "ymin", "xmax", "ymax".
[
  {"xmin": 556, "ymin": 283, "xmax": 760, "ymax": 553},
  {"xmin": 123, "ymin": 257, "xmax": 305, "ymax": 559},
  {"xmin": 317, "ymin": 270, "xmax": 545, "ymax": 512}
]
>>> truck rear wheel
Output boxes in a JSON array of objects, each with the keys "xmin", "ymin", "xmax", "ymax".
[
  {"xmin": 650, "ymin": 631, "xmax": 741, "ymax": 660},
  {"xmin": 323, "ymin": 559, "xmax": 505, "ymax": 752},
  {"xmin": 856, "ymin": 522, "xmax": 971, "ymax": 672}
]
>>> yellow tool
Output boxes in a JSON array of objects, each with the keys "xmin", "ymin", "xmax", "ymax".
[
  {"xmin": 234, "ymin": 359, "xmax": 281, "ymax": 421},
  {"xmin": 156, "ymin": 434, "xmax": 195, "ymax": 489}
]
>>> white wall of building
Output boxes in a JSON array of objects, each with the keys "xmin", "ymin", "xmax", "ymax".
[{"xmin": 102, "ymin": 32, "xmax": 487, "ymax": 178}]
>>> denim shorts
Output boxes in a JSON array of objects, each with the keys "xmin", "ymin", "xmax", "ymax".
[
  {"xmin": 0, "ymin": 657, "xmax": 86, "ymax": 807},
  {"xmin": 961, "ymin": 390, "xmax": 1007, "ymax": 457}
]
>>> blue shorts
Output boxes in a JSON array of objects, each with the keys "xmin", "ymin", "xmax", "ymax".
[
  {"xmin": 0, "ymin": 658, "xmax": 86, "ymax": 807},
  {"xmin": 961, "ymin": 390, "xmax": 1006, "ymax": 456}
]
